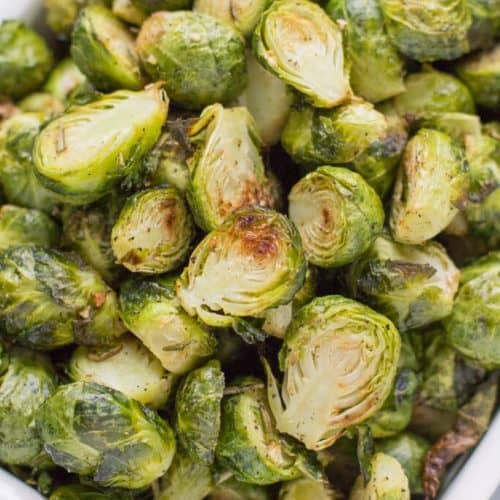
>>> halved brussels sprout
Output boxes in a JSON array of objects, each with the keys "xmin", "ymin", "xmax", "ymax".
[
  {"xmin": 253, "ymin": 0, "xmax": 352, "ymax": 108},
  {"xmin": 379, "ymin": 0, "xmax": 471, "ymax": 62},
  {"xmin": 33, "ymin": 86, "xmax": 168, "ymax": 205},
  {"xmin": 131, "ymin": 0, "xmax": 193, "ymax": 12},
  {"xmin": 390, "ymin": 128, "xmax": 469, "ymax": 244},
  {"xmin": 349, "ymin": 452, "xmax": 410, "ymax": 500},
  {"xmin": 71, "ymin": 5, "xmax": 144, "ymax": 91},
  {"xmin": 0, "ymin": 21, "xmax": 54, "ymax": 99},
  {"xmin": 417, "ymin": 112, "xmax": 481, "ymax": 146},
  {"xmin": 176, "ymin": 207, "xmax": 306, "ymax": 327},
  {"xmin": 289, "ymin": 166, "xmax": 384, "ymax": 268},
  {"xmin": 0, "ymin": 245, "xmax": 125, "ymax": 349},
  {"xmin": 460, "ymin": 250, "xmax": 500, "ymax": 282},
  {"xmin": 18, "ymin": 93, "xmax": 64, "ymax": 116},
  {"xmin": 175, "ymin": 359, "xmax": 224, "ymax": 464},
  {"xmin": 266, "ymin": 295, "xmax": 400, "ymax": 450},
  {"xmin": 282, "ymin": 100, "xmax": 388, "ymax": 167},
  {"xmin": 456, "ymin": 44, "xmax": 500, "ymax": 110},
  {"xmin": 50, "ymin": 484, "xmax": 132, "ymax": 500},
  {"xmin": 0, "ymin": 347, "xmax": 57, "ymax": 466},
  {"xmin": 209, "ymin": 477, "xmax": 270, "ymax": 500},
  {"xmin": 136, "ymin": 12, "xmax": 246, "ymax": 109},
  {"xmin": 216, "ymin": 376, "xmax": 317, "ymax": 484},
  {"xmin": 325, "ymin": 0, "xmax": 405, "ymax": 103},
  {"xmin": 186, "ymin": 104, "xmax": 278, "ymax": 232},
  {"xmin": 465, "ymin": 186, "xmax": 500, "ymax": 248},
  {"xmin": 467, "ymin": 0, "xmax": 500, "ymax": 50},
  {"xmin": 346, "ymin": 233, "xmax": 460, "ymax": 331},
  {"xmin": 37, "ymin": 381, "xmax": 176, "ymax": 488},
  {"xmin": 69, "ymin": 335, "xmax": 175, "ymax": 409},
  {"xmin": 119, "ymin": 274, "xmax": 216, "ymax": 374},
  {"xmin": 279, "ymin": 478, "xmax": 339, "ymax": 500},
  {"xmin": 0, "ymin": 204, "xmax": 60, "ymax": 250},
  {"xmin": 111, "ymin": 187, "xmax": 194, "ymax": 274},
  {"xmin": 112, "ymin": 0, "xmax": 147, "ymax": 25},
  {"xmin": 43, "ymin": 58, "xmax": 92, "ymax": 105}
]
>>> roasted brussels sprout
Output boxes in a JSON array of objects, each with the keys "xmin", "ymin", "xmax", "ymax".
[
  {"xmin": 346, "ymin": 233, "xmax": 460, "ymax": 331},
  {"xmin": 418, "ymin": 112, "xmax": 482, "ymax": 146},
  {"xmin": 69, "ymin": 335, "xmax": 175, "ymax": 409},
  {"xmin": 119, "ymin": 274, "xmax": 216, "ymax": 374},
  {"xmin": 465, "ymin": 186, "xmax": 500, "ymax": 248},
  {"xmin": 0, "ymin": 347, "xmax": 57, "ymax": 466},
  {"xmin": 289, "ymin": 167, "xmax": 384, "ymax": 268},
  {"xmin": 390, "ymin": 128, "xmax": 469, "ymax": 244},
  {"xmin": 467, "ymin": 0, "xmax": 500, "ymax": 50},
  {"xmin": 43, "ymin": 58, "xmax": 91, "ymax": 105},
  {"xmin": 33, "ymin": 86, "xmax": 168, "ymax": 205},
  {"xmin": 111, "ymin": 187, "xmax": 194, "ymax": 273},
  {"xmin": 186, "ymin": 104, "xmax": 278, "ymax": 231},
  {"xmin": 37, "ymin": 381, "xmax": 176, "ymax": 488},
  {"xmin": 0, "ymin": 245, "xmax": 125, "ymax": 349},
  {"xmin": 253, "ymin": 0, "xmax": 352, "ymax": 108},
  {"xmin": 132, "ymin": 0, "xmax": 193, "ymax": 12},
  {"xmin": 136, "ymin": 12, "xmax": 246, "ymax": 109},
  {"xmin": 266, "ymin": 296, "xmax": 400, "ymax": 450},
  {"xmin": 50, "ymin": 484, "xmax": 132, "ymax": 500},
  {"xmin": 379, "ymin": 0, "xmax": 471, "ymax": 62},
  {"xmin": 112, "ymin": 0, "xmax": 148, "ymax": 25},
  {"xmin": 282, "ymin": 100, "xmax": 387, "ymax": 167},
  {"xmin": 71, "ymin": 5, "xmax": 144, "ymax": 91},
  {"xmin": 209, "ymin": 477, "xmax": 270, "ymax": 500},
  {"xmin": 177, "ymin": 207, "xmax": 306, "ymax": 327},
  {"xmin": 18, "ymin": 93, "xmax": 64, "ymax": 116},
  {"xmin": 279, "ymin": 478, "xmax": 339, "ymax": 500},
  {"xmin": 0, "ymin": 204, "xmax": 60, "ymax": 250},
  {"xmin": 0, "ymin": 21, "xmax": 54, "ymax": 99}
]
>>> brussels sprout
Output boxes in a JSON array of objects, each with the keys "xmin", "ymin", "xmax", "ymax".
[
  {"xmin": 465, "ymin": 186, "xmax": 500, "ymax": 248},
  {"xmin": 456, "ymin": 44, "xmax": 500, "ymax": 110},
  {"xmin": 186, "ymin": 104, "xmax": 278, "ymax": 232},
  {"xmin": 379, "ymin": 0, "xmax": 471, "ymax": 62},
  {"xmin": 112, "ymin": 0, "xmax": 148, "ymax": 25},
  {"xmin": 417, "ymin": 112, "xmax": 481, "ymax": 147},
  {"xmin": 460, "ymin": 250, "xmax": 500, "ymax": 282},
  {"xmin": 33, "ymin": 86, "xmax": 168, "ymax": 205},
  {"xmin": 131, "ymin": 0, "xmax": 193, "ymax": 12},
  {"xmin": 390, "ymin": 128, "xmax": 469, "ymax": 244},
  {"xmin": 346, "ymin": 233, "xmax": 460, "ymax": 331},
  {"xmin": 175, "ymin": 359, "xmax": 224, "ymax": 464},
  {"xmin": 0, "ymin": 21, "xmax": 54, "ymax": 100},
  {"xmin": 177, "ymin": 207, "xmax": 306, "ymax": 327},
  {"xmin": 119, "ymin": 274, "xmax": 216, "ymax": 374},
  {"xmin": 253, "ymin": 0, "xmax": 352, "ymax": 108},
  {"xmin": 50, "ymin": 484, "xmax": 132, "ymax": 500},
  {"xmin": 71, "ymin": 5, "xmax": 144, "ymax": 91},
  {"xmin": 136, "ymin": 12, "xmax": 246, "ymax": 109},
  {"xmin": 18, "ymin": 93, "xmax": 64, "ymax": 116},
  {"xmin": 376, "ymin": 433, "xmax": 430, "ymax": 494},
  {"xmin": 349, "ymin": 452, "xmax": 410, "ymax": 500},
  {"xmin": 266, "ymin": 295, "xmax": 400, "ymax": 450},
  {"xmin": 111, "ymin": 187, "xmax": 194, "ymax": 274},
  {"xmin": 69, "ymin": 335, "xmax": 175, "ymax": 409},
  {"xmin": 217, "ymin": 376, "xmax": 317, "ymax": 484},
  {"xmin": 483, "ymin": 121, "xmax": 500, "ymax": 141},
  {"xmin": 444, "ymin": 254, "xmax": 500, "ymax": 369},
  {"xmin": 325, "ymin": 0, "xmax": 405, "ymax": 103},
  {"xmin": 279, "ymin": 478, "xmax": 339, "ymax": 500},
  {"xmin": 37, "ymin": 381, "xmax": 176, "ymax": 488},
  {"xmin": 209, "ymin": 478, "xmax": 271, "ymax": 500},
  {"xmin": 289, "ymin": 166, "xmax": 384, "ymax": 268},
  {"xmin": 0, "ymin": 347, "xmax": 57, "ymax": 466},
  {"xmin": 0, "ymin": 204, "xmax": 60, "ymax": 250},
  {"xmin": 0, "ymin": 245, "xmax": 125, "ymax": 349},
  {"xmin": 43, "ymin": 58, "xmax": 92, "ymax": 105},
  {"xmin": 467, "ymin": 0, "xmax": 500, "ymax": 50}
]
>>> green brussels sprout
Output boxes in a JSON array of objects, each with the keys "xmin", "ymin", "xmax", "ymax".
[
  {"xmin": 112, "ymin": 0, "xmax": 148, "ymax": 26},
  {"xmin": 266, "ymin": 295, "xmax": 400, "ymax": 450},
  {"xmin": 456, "ymin": 44, "xmax": 500, "ymax": 110},
  {"xmin": 444, "ymin": 254, "xmax": 500, "ymax": 369},
  {"xmin": 18, "ymin": 93, "xmax": 64, "ymax": 116},
  {"xmin": 0, "ymin": 112, "xmax": 60, "ymax": 214},
  {"xmin": 279, "ymin": 478, "xmax": 339, "ymax": 500},
  {"xmin": 119, "ymin": 274, "xmax": 216, "ymax": 374},
  {"xmin": 349, "ymin": 452, "xmax": 410, "ymax": 500},
  {"xmin": 379, "ymin": 0, "xmax": 471, "ymax": 62},
  {"xmin": 37, "ymin": 381, "xmax": 176, "ymax": 488},
  {"xmin": 376, "ymin": 433, "xmax": 430, "ymax": 495},
  {"xmin": 131, "ymin": 0, "xmax": 193, "ymax": 12},
  {"xmin": 460, "ymin": 250, "xmax": 500, "ymax": 282},
  {"xmin": 416, "ymin": 113, "xmax": 481, "ymax": 148},
  {"xmin": 0, "ymin": 204, "xmax": 60, "ymax": 250},
  {"xmin": 346, "ymin": 233, "xmax": 460, "ymax": 331},
  {"xmin": 467, "ymin": 0, "xmax": 500, "ymax": 50},
  {"xmin": 209, "ymin": 478, "xmax": 271, "ymax": 500},
  {"xmin": 281, "ymin": 100, "xmax": 388, "ymax": 167},
  {"xmin": 175, "ymin": 359, "xmax": 224, "ymax": 464},
  {"xmin": 0, "ymin": 21, "xmax": 54, "ymax": 99},
  {"xmin": 465, "ymin": 187, "xmax": 500, "ymax": 248},
  {"xmin": 177, "ymin": 207, "xmax": 306, "ymax": 327},
  {"xmin": 111, "ymin": 187, "xmax": 194, "ymax": 274},
  {"xmin": 237, "ymin": 51, "xmax": 293, "ymax": 148},
  {"xmin": 43, "ymin": 58, "xmax": 91, "ymax": 105},
  {"xmin": 289, "ymin": 166, "xmax": 384, "ymax": 268},
  {"xmin": 136, "ymin": 12, "xmax": 246, "ymax": 109},
  {"xmin": 390, "ymin": 128, "xmax": 469, "ymax": 244},
  {"xmin": 325, "ymin": 0, "xmax": 405, "ymax": 103},
  {"xmin": 0, "ymin": 245, "xmax": 125, "ymax": 349},
  {"xmin": 216, "ymin": 376, "xmax": 317, "ymax": 484},
  {"xmin": 186, "ymin": 104, "xmax": 278, "ymax": 232},
  {"xmin": 253, "ymin": 0, "xmax": 352, "ymax": 108},
  {"xmin": 71, "ymin": 5, "xmax": 144, "ymax": 92},
  {"xmin": 50, "ymin": 484, "xmax": 132, "ymax": 500},
  {"xmin": 68, "ymin": 335, "xmax": 176, "ymax": 409},
  {"xmin": 0, "ymin": 347, "xmax": 57, "ymax": 466},
  {"xmin": 33, "ymin": 86, "xmax": 168, "ymax": 205}
]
